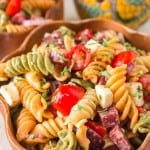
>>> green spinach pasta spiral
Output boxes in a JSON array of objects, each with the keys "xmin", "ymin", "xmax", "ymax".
[
  {"xmin": 5, "ymin": 52, "xmax": 54, "ymax": 77},
  {"xmin": 133, "ymin": 111, "xmax": 150, "ymax": 134},
  {"xmin": 57, "ymin": 130, "xmax": 79, "ymax": 150}
]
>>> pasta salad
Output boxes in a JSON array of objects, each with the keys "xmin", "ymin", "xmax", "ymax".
[
  {"xmin": 0, "ymin": 0, "xmax": 58, "ymax": 33},
  {"xmin": 0, "ymin": 26, "xmax": 150, "ymax": 150}
]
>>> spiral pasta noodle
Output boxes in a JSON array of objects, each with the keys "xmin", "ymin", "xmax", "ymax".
[
  {"xmin": 0, "ymin": 63, "xmax": 8, "ymax": 81},
  {"xmin": 25, "ymin": 71, "xmax": 50, "ymax": 92},
  {"xmin": 106, "ymin": 65, "xmax": 138, "ymax": 128},
  {"xmin": 22, "ymin": 0, "xmax": 56, "ymax": 10},
  {"xmin": 66, "ymin": 89, "xmax": 99, "ymax": 127},
  {"xmin": 133, "ymin": 111, "xmax": 150, "ymax": 134},
  {"xmin": 25, "ymin": 116, "xmax": 67, "ymax": 144},
  {"xmin": 5, "ymin": 52, "xmax": 54, "ymax": 77},
  {"xmin": 82, "ymin": 47, "xmax": 114, "ymax": 83},
  {"xmin": 5, "ymin": 24, "xmax": 33, "ymax": 33},
  {"xmin": 15, "ymin": 79, "xmax": 48, "ymax": 122},
  {"xmin": 32, "ymin": 44, "xmax": 51, "ymax": 55},
  {"xmin": 128, "ymin": 64, "xmax": 149, "ymax": 82},
  {"xmin": 76, "ymin": 125, "xmax": 90, "ymax": 150},
  {"xmin": 57, "ymin": 129, "xmax": 79, "ymax": 150},
  {"xmin": 16, "ymin": 108, "xmax": 36, "ymax": 142},
  {"xmin": 135, "ymin": 56, "xmax": 150, "ymax": 71}
]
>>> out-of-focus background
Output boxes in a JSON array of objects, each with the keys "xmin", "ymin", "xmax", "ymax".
[{"xmin": 64, "ymin": 0, "xmax": 150, "ymax": 33}]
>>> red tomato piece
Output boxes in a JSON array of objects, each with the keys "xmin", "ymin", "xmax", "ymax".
[
  {"xmin": 66, "ymin": 45, "xmax": 91, "ymax": 70},
  {"xmin": 6, "ymin": 0, "xmax": 21, "ymax": 17},
  {"xmin": 76, "ymin": 28, "xmax": 93, "ymax": 40},
  {"xmin": 111, "ymin": 51, "xmax": 138, "ymax": 67},
  {"xmin": 139, "ymin": 74, "xmax": 150, "ymax": 92},
  {"xmin": 137, "ymin": 106, "xmax": 145, "ymax": 114},
  {"xmin": 51, "ymin": 84, "xmax": 85, "ymax": 116},
  {"xmin": 86, "ymin": 120, "xmax": 106, "ymax": 137}
]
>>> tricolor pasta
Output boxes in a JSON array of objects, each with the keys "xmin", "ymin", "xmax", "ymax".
[
  {"xmin": 0, "ymin": 0, "xmax": 59, "ymax": 33},
  {"xmin": 0, "ymin": 26, "xmax": 150, "ymax": 150}
]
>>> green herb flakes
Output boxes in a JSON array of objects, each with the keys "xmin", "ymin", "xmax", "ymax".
[
  {"xmin": 42, "ymin": 91, "xmax": 49, "ymax": 100},
  {"xmin": 102, "ymin": 39, "xmax": 109, "ymax": 47},
  {"xmin": 40, "ymin": 78, "xmax": 47, "ymax": 87},
  {"xmin": 76, "ymin": 105, "xmax": 83, "ymax": 111},
  {"xmin": 99, "ymin": 70, "xmax": 110, "ymax": 78}
]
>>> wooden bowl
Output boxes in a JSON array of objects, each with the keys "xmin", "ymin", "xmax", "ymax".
[
  {"xmin": 0, "ymin": 18, "xmax": 150, "ymax": 150},
  {"xmin": 0, "ymin": 0, "xmax": 63, "ymax": 60}
]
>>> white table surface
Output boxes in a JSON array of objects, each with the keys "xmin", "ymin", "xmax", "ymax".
[{"xmin": 1, "ymin": 0, "xmax": 150, "ymax": 150}]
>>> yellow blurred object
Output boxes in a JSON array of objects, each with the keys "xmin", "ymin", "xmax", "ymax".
[{"xmin": 75, "ymin": 0, "xmax": 150, "ymax": 28}]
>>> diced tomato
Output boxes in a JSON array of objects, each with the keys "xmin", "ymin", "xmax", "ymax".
[
  {"xmin": 66, "ymin": 45, "xmax": 91, "ymax": 70},
  {"xmin": 137, "ymin": 106, "xmax": 145, "ymax": 114},
  {"xmin": 111, "ymin": 51, "xmax": 138, "ymax": 67},
  {"xmin": 139, "ymin": 74, "xmax": 150, "ymax": 92},
  {"xmin": 51, "ymin": 84, "xmax": 85, "ymax": 116},
  {"xmin": 86, "ymin": 120, "xmax": 106, "ymax": 137},
  {"xmin": 6, "ymin": 0, "xmax": 21, "ymax": 17},
  {"xmin": 76, "ymin": 28, "xmax": 93, "ymax": 41}
]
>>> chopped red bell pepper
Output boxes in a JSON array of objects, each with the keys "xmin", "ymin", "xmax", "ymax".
[{"xmin": 51, "ymin": 84, "xmax": 85, "ymax": 116}]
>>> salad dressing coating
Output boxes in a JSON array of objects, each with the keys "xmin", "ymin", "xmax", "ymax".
[{"xmin": 0, "ymin": 26, "xmax": 150, "ymax": 150}]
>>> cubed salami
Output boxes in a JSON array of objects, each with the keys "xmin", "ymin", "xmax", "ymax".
[
  {"xmin": 86, "ymin": 128, "xmax": 105, "ymax": 150},
  {"xmin": 109, "ymin": 125, "xmax": 131, "ymax": 150},
  {"xmin": 99, "ymin": 106, "xmax": 120, "ymax": 129}
]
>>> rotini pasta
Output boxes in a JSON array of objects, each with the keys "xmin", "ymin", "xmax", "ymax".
[
  {"xmin": 127, "ymin": 64, "xmax": 149, "ymax": 82},
  {"xmin": 5, "ymin": 53, "xmax": 54, "ymax": 77},
  {"xmin": 133, "ymin": 111, "xmax": 150, "ymax": 134},
  {"xmin": 32, "ymin": 44, "xmax": 51, "ymax": 55},
  {"xmin": 16, "ymin": 108, "xmax": 36, "ymax": 142},
  {"xmin": 5, "ymin": 24, "xmax": 33, "ymax": 33},
  {"xmin": 25, "ymin": 116, "xmax": 67, "ymax": 144},
  {"xmin": 43, "ymin": 141, "xmax": 57, "ymax": 150},
  {"xmin": 76, "ymin": 125, "xmax": 90, "ymax": 150},
  {"xmin": 15, "ymin": 79, "xmax": 48, "ymax": 122},
  {"xmin": 82, "ymin": 47, "xmax": 114, "ymax": 83},
  {"xmin": 135, "ymin": 56, "xmax": 150, "ymax": 71},
  {"xmin": 0, "ymin": 63, "xmax": 8, "ymax": 81},
  {"xmin": 22, "ymin": 0, "xmax": 56, "ymax": 10},
  {"xmin": 25, "ymin": 71, "xmax": 50, "ymax": 92},
  {"xmin": 0, "ymin": 0, "xmax": 61, "ymax": 34},
  {"xmin": 0, "ymin": 26, "xmax": 149, "ymax": 150},
  {"xmin": 56, "ymin": 129, "xmax": 79, "ymax": 150},
  {"xmin": 106, "ymin": 65, "xmax": 138, "ymax": 128},
  {"xmin": 66, "ymin": 89, "xmax": 99, "ymax": 127}
]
